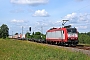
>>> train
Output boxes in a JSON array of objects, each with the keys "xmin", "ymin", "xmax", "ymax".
[
  {"xmin": 10, "ymin": 20, "xmax": 79, "ymax": 46},
  {"xmin": 46, "ymin": 25, "xmax": 79, "ymax": 46},
  {"xmin": 26, "ymin": 25, "xmax": 79, "ymax": 46}
]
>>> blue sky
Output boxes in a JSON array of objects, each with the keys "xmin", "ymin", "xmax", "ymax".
[{"xmin": 0, "ymin": 0, "xmax": 90, "ymax": 35}]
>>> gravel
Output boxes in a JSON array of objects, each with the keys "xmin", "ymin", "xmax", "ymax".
[{"xmin": 63, "ymin": 47, "xmax": 90, "ymax": 56}]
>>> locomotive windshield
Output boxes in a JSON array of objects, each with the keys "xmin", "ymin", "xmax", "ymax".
[{"xmin": 67, "ymin": 28, "xmax": 77, "ymax": 33}]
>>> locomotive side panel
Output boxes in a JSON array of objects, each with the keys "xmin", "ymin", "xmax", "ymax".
[
  {"xmin": 55, "ymin": 31, "xmax": 65, "ymax": 39},
  {"xmin": 46, "ymin": 29, "xmax": 65, "ymax": 42}
]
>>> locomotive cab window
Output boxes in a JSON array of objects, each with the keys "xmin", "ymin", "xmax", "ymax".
[{"xmin": 67, "ymin": 28, "xmax": 77, "ymax": 33}]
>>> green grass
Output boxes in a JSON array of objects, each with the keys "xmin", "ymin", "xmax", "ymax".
[{"xmin": 0, "ymin": 39, "xmax": 90, "ymax": 60}]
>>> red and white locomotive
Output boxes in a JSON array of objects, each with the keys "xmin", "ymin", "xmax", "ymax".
[{"xmin": 46, "ymin": 25, "xmax": 79, "ymax": 46}]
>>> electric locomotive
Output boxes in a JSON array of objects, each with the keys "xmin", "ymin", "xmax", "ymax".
[{"xmin": 46, "ymin": 20, "xmax": 79, "ymax": 46}]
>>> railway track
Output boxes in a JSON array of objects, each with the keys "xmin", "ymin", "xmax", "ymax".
[
  {"xmin": 18, "ymin": 38, "xmax": 90, "ymax": 50},
  {"xmin": 65, "ymin": 44, "xmax": 90, "ymax": 56},
  {"xmin": 71, "ymin": 45, "xmax": 90, "ymax": 50}
]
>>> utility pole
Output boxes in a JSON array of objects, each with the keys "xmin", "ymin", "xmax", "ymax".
[
  {"xmin": 12, "ymin": 31, "xmax": 13, "ymax": 38},
  {"xmin": 22, "ymin": 26, "xmax": 23, "ymax": 35}
]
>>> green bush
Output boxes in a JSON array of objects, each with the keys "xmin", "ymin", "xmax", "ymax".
[{"xmin": 78, "ymin": 33, "xmax": 90, "ymax": 44}]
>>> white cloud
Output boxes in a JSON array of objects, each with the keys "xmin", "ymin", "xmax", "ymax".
[
  {"xmin": 11, "ymin": 19, "xmax": 24, "ymax": 23},
  {"xmin": 11, "ymin": 0, "xmax": 49, "ymax": 6},
  {"xmin": 62, "ymin": 13, "xmax": 78, "ymax": 23},
  {"xmin": 63, "ymin": 13, "xmax": 77, "ymax": 20},
  {"xmin": 33, "ymin": 9, "xmax": 49, "ymax": 17},
  {"xmin": 62, "ymin": 13, "xmax": 90, "ymax": 23},
  {"xmin": 77, "ymin": 13, "xmax": 90, "ymax": 24}
]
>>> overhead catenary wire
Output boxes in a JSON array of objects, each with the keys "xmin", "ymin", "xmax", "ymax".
[{"xmin": 74, "ymin": 4, "xmax": 90, "ymax": 13}]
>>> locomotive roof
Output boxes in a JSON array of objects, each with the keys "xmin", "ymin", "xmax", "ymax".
[
  {"xmin": 47, "ymin": 27, "xmax": 65, "ymax": 31},
  {"xmin": 47, "ymin": 27, "xmax": 76, "ymax": 32}
]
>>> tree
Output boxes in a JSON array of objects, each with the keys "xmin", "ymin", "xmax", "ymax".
[
  {"xmin": 25, "ymin": 32, "xmax": 30, "ymax": 38},
  {"xmin": 0, "ymin": 27, "xmax": 2, "ymax": 38},
  {"xmin": 15, "ymin": 33, "xmax": 18, "ymax": 35},
  {"xmin": 32, "ymin": 32, "xmax": 34, "ymax": 35},
  {"xmin": 0, "ymin": 24, "xmax": 9, "ymax": 38},
  {"xmin": 35, "ymin": 32, "xmax": 41, "ymax": 35},
  {"xmin": 87, "ymin": 32, "xmax": 90, "ymax": 36},
  {"xmin": 78, "ymin": 32, "xmax": 90, "ymax": 44}
]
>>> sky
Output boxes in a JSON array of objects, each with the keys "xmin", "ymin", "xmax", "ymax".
[{"xmin": 0, "ymin": 0, "xmax": 90, "ymax": 35}]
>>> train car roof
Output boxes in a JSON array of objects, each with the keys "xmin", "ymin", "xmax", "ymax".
[{"xmin": 47, "ymin": 27, "xmax": 66, "ymax": 32}]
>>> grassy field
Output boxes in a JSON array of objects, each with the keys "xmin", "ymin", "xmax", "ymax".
[{"xmin": 0, "ymin": 39, "xmax": 90, "ymax": 60}]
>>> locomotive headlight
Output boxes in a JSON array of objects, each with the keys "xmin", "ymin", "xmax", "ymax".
[{"xmin": 75, "ymin": 34, "xmax": 78, "ymax": 37}]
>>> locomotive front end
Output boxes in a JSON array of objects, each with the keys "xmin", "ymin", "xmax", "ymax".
[{"xmin": 67, "ymin": 28, "xmax": 79, "ymax": 46}]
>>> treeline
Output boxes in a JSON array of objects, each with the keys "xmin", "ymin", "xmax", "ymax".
[
  {"xmin": 26, "ymin": 32, "xmax": 46, "ymax": 40},
  {"xmin": 78, "ymin": 32, "xmax": 90, "ymax": 44}
]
